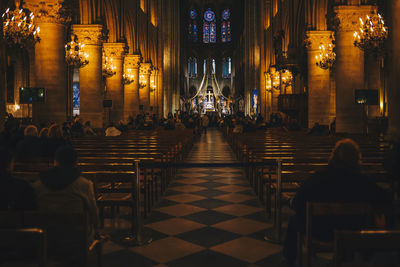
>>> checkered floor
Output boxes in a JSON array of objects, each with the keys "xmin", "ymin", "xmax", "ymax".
[{"xmin": 99, "ymin": 129, "xmax": 330, "ymax": 267}]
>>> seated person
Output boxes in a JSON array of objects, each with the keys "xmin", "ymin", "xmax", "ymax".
[
  {"xmin": 15, "ymin": 125, "xmax": 42, "ymax": 163},
  {"xmin": 33, "ymin": 146, "xmax": 99, "ymax": 234},
  {"xmin": 0, "ymin": 147, "xmax": 36, "ymax": 210},
  {"xmin": 105, "ymin": 123, "xmax": 122, "ymax": 137},
  {"xmin": 282, "ymin": 139, "xmax": 389, "ymax": 266}
]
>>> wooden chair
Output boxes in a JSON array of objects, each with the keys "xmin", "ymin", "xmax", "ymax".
[
  {"xmin": 334, "ymin": 230, "xmax": 400, "ymax": 267},
  {"xmin": 299, "ymin": 202, "xmax": 374, "ymax": 267},
  {"xmin": 0, "ymin": 228, "xmax": 47, "ymax": 267},
  {"xmin": 23, "ymin": 212, "xmax": 102, "ymax": 267}
]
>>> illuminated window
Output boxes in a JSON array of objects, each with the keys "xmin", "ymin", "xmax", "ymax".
[
  {"xmin": 188, "ymin": 9, "xmax": 198, "ymax": 42},
  {"xmin": 222, "ymin": 57, "xmax": 231, "ymax": 78},
  {"xmin": 203, "ymin": 9, "xmax": 216, "ymax": 43},
  {"xmin": 221, "ymin": 9, "xmax": 231, "ymax": 43},
  {"xmin": 212, "ymin": 58, "xmax": 216, "ymax": 74},
  {"xmin": 188, "ymin": 57, "xmax": 197, "ymax": 78}
]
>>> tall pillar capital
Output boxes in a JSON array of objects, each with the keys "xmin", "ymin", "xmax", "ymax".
[
  {"xmin": 334, "ymin": 5, "xmax": 376, "ymax": 32},
  {"xmin": 103, "ymin": 42, "xmax": 127, "ymax": 60},
  {"xmin": 124, "ymin": 54, "xmax": 142, "ymax": 70},
  {"xmin": 23, "ymin": 0, "xmax": 70, "ymax": 24},
  {"xmin": 139, "ymin": 62, "xmax": 153, "ymax": 76},
  {"xmin": 72, "ymin": 24, "xmax": 105, "ymax": 46},
  {"xmin": 305, "ymin": 31, "xmax": 335, "ymax": 52}
]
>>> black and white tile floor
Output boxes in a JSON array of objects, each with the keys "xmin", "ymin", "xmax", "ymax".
[{"xmin": 99, "ymin": 129, "xmax": 331, "ymax": 267}]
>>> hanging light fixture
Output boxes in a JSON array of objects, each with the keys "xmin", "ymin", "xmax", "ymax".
[
  {"xmin": 123, "ymin": 69, "xmax": 134, "ymax": 85},
  {"xmin": 150, "ymin": 76, "xmax": 156, "ymax": 91},
  {"xmin": 2, "ymin": 2, "xmax": 40, "ymax": 48},
  {"xmin": 102, "ymin": 57, "xmax": 116, "ymax": 78},
  {"xmin": 353, "ymin": 12, "xmax": 388, "ymax": 54},
  {"xmin": 65, "ymin": 35, "xmax": 89, "ymax": 68},
  {"xmin": 315, "ymin": 43, "xmax": 336, "ymax": 70},
  {"xmin": 139, "ymin": 74, "xmax": 147, "ymax": 88},
  {"xmin": 264, "ymin": 72, "xmax": 272, "ymax": 92},
  {"xmin": 269, "ymin": 67, "xmax": 280, "ymax": 90},
  {"xmin": 281, "ymin": 69, "xmax": 293, "ymax": 87}
]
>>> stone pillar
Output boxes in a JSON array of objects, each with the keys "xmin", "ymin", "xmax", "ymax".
[
  {"xmin": 103, "ymin": 43, "xmax": 125, "ymax": 123},
  {"xmin": 123, "ymin": 54, "xmax": 141, "ymax": 120},
  {"xmin": 72, "ymin": 24, "xmax": 104, "ymax": 128},
  {"xmin": 0, "ymin": 41, "xmax": 5, "ymax": 131},
  {"xmin": 388, "ymin": 0, "xmax": 400, "ymax": 137},
  {"xmin": 25, "ymin": 0, "xmax": 67, "ymax": 124},
  {"xmin": 305, "ymin": 31, "xmax": 334, "ymax": 128},
  {"xmin": 334, "ymin": 5, "xmax": 374, "ymax": 133},
  {"xmin": 139, "ymin": 62, "xmax": 152, "ymax": 113}
]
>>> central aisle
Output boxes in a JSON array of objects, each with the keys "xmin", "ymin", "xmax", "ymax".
[{"xmin": 104, "ymin": 129, "xmax": 282, "ymax": 267}]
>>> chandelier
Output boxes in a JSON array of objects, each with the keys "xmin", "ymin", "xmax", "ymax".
[
  {"xmin": 264, "ymin": 72, "xmax": 272, "ymax": 92},
  {"xmin": 2, "ymin": 2, "xmax": 40, "ymax": 48},
  {"xmin": 281, "ymin": 69, "xmax": 293, "ymax": 87},
  {"xmin": 150, "ymin": 77, "xmax": 156, "ymax": 91},
  {"xmin": 269, "ymin": 67, "xmax": 280, "ymax": 90},
  {"xmin": 139, "ymin": 74, "xmax": 147, "ymax": 88},
  {"xmin": 315, "ymin": 43, "xmax": 336, "ymax": 70},
  {"xmin": 65, "ymin": 35, "xmax": 89, "ymax": 68},
  {"xmin": 353, "ymin": 12, "xmax": 388, "ymax": 54},
  {"xmin": 123, "ymin": 69, "xmax": 134, "ymax": 85},
  {"xmin": 103, "ymin": 57, "xmax": 116, "ymax": 78}
]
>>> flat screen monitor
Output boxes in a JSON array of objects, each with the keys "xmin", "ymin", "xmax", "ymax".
[{"xmin": 19, "ymin": 87, "xmax": 45, "ymax": 104}]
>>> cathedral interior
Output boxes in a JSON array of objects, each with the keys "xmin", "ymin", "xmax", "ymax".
[{"xmin": 1, "ymin": 0, "xmax": 400, "ymax": 266}]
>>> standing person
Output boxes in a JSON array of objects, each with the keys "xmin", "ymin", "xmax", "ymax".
[
  {"xmin": 282, "ymin": 139, "xmax": 389, "ymax": 266},
  {"xmin": 201, "ymin": 114, "xmax": 210, "ymax": 134}
]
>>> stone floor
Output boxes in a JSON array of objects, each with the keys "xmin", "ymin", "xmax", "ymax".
[{"xmin": 99, "ymin": 129, "xmax": 331, "ymax": 267}]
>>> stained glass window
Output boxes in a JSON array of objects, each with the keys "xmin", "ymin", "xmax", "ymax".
[
  {"xmin": 203, "ymin": 9, "xmax": 216, "ymax": 43},
  {"xmin": 189, "ymin": 9, "xmax": 198, "ymax": 42},
  {"xmin": 212, "ymin": 58, "xmax": 216, "ymax": 74},
  {"xmin": 210, "ymin": 22, "xmax": 216, "ymax": 43},
  {"xmin": 221, "ymin": 9, "xmax": 231, "ymax": 43},
  {"xmin": 188, "ymin": 58, "xmax": 197, "ymax": 78},
  {"xmin": 222, "ymin": 57, "xmax": 232, "ymax": 78}
]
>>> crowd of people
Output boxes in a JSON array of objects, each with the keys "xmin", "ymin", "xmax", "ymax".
[{"xmin": 1, "ymin": 111, "xmax": 399, "ymax": 265}]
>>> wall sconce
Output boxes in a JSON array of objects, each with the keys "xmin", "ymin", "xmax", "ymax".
[
  {"xmin": 264, "ymin": 71, "xmax": 272, "ymax": 92},
  {"xmin": 281, "ymin": 69, "xmax": 293, "ymax": 87}
]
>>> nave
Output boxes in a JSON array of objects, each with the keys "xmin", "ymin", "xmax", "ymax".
[{"xmin": 98, "ymin": 129, "xmax": 330, "ymax": 267}]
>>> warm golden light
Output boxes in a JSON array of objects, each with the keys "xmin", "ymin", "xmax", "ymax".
[
  {"xmin": 123, "ymin": 69, "xmax": 135, "ymax": 85},
  {"xmin": 65, "ymin": 35, "xmax": 89, "ymax": 68},
  {"xmin": 315, "ymin": 43, "xmax": 336, "ymax": 70},
  {"xmin": 354, "ymin": 12, "xmax": 388, "ymax": 54},
  {"xmin": 103, "ymin": 57, "xmax": 117, "ymax": 78},
  {"xmin": 2, "ymin": 2, "xmax": 40, "ymax": 48},
  {"xmin": 139, "ymin": 74, "xmax": 147, "ymax": 88}
]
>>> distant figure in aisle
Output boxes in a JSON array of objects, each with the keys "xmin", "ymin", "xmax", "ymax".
[{"xmin": 201, "ymin": 114, "xmax": 210, "ymax": 134}]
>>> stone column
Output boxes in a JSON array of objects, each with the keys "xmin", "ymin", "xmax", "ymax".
[
  {"xmin": 72, "ymin": 24, "xmax": 104, "ymax": 128},
  {"xmin": 139, "ymin": 62, "xmax": 152, "ymax": 113},
  {"xmin": 305, "ymin": 31, "xmax": 334, "ymax": 128},
  {"xmin": 388, "ymin": 0, "xmax": 400, "ymax": 138},
  {"xmin": 123, "ymin": 54, "xmax": 141, "ymax": 120},
  {"xmin": 334, "ymin": 5, "xmax": 374, "ymax": 133},
  {"xmin": 103, "ymin": 43, "xmax": 125, "ymax": 123},
  {"xmin": 25, "ymin": 0, "xmax": 67, "ymax": 124}
]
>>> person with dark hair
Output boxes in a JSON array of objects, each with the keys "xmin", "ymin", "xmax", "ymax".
[
  {"xmin": 281, "ymin": 139, "xmax": 389, "ymax": 266},
  {"xmin": 0, "ymin": 147, "xmax": 36, "ymax": 210},
  {"xmin": 33, "ymin": 145, "xmax": 99, "ymax": 233}
]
